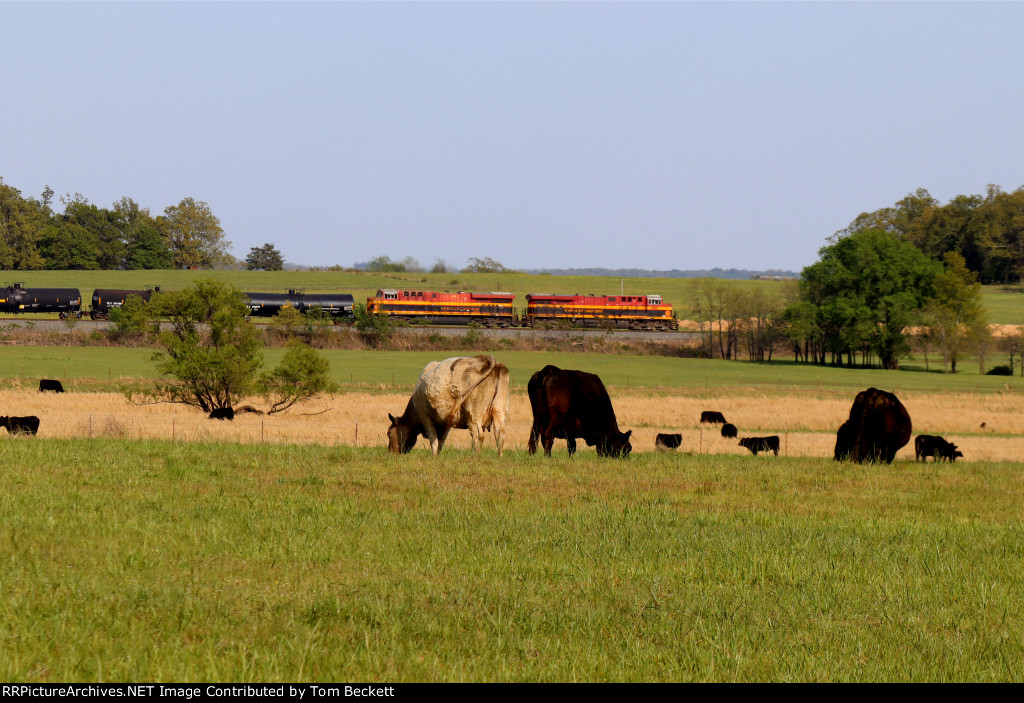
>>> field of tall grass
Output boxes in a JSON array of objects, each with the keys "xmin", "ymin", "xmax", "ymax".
[
  {"xmin": 1, "ymin": 441, "xmax": 1022, "ymax": 681},
  {"xmin": 3, "ymin": 339, "xmax": 1024, "ymax": 680}
]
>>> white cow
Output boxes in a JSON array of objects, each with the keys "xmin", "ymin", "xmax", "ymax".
[{"xmin": 387, "ymin": 355, "xmax": 510, "ymax": 456}]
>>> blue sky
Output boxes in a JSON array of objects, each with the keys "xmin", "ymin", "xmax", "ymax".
[{"xmin": 3, "ymin": 1, "xmax": 1022, "ymax": 272}]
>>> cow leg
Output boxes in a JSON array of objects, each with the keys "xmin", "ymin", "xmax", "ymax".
[
  {"xmin": 435, "ymin": 426, "xmax": 452, "ymax": 454},
  {"xmin": 469, "ymin": 420, "xmax": 483, "ymax": 453},
  {"xmin": 566, "ymin": 436, "xmax": 577, "ymax": 456},
  {"xmin": 493, "ymin": 418, "xmax": 505, "ymax": 456},
  {"xmin": 420, "ymin": 416, "xmax": 441, "ymax": 455},
  {"xmin": 541, "ymin": 427, "xmax": 556, "ymax": 456},
  {"xmin": 528, "ymin": 425, "xmax": 540, "ymax": 455}
]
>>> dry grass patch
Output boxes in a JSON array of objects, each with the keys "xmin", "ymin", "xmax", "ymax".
[{"xmin": 4, "ymin": 386, "xmax": 1024, "ymax": 462}]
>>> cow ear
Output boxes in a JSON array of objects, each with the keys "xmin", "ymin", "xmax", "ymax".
[
  {"xmin": 624, "ymin": 430, "xmax": 632, "ymax": 439},
  {"xmin": 388, "ymin": 413, "xmax": 396, "ymax": 424}
]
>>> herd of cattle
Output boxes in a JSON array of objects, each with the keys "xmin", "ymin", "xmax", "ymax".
[
  {"xmin": 3, "ymin": 359, "xmax": 964, "ymax": 463},
  {"xmin": 385, "ymin": 355, "xmax": 964, "ymax": 463}
]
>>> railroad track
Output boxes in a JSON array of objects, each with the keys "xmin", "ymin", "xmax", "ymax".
[{"xmin": 0, "ymin": 318, "xmax": 697, "ymax": 343}]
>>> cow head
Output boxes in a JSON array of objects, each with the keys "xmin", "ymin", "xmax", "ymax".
[
  {"xmin": 387, "ymin": 412, "xmax": 419, "ymax": 454},
  {"xmin": 598, "ymin": 429, "xmax": 632, "ymax": 458}
]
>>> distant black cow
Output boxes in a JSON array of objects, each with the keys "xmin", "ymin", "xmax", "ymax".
[
  {"xmin": 915, "ymin": 434, "xmax": 963, "ymax": 462},
  {"xmin": 208, "ymin": 408, "xmax": 235, "ymax": 421},
  {"xmin": 700, "ymin": 411, "xmax": 727, "ymax": 425},
  {"xmin": 0, "ymin": 415, "xmax": 40, "ymax": 436},
  {"xmin": 655, "ymin": 433, "xmax": 682, "ymax": 451},
  {"xmin": 38, "ymin": 379, "xmax": 64, "ymax": 393},
  {"xmin": 739, "ymin": 436, "xmax": 779, "ymax": 456},
  {"xmin": 720, "ymin": 423, "xmax": 738, "ymax": 439},
  {"xmin": 527, "ymin": 365, "xmax": 632, "ymax": 458},
  {"xmin": 834, "ymin": 388, "xmax": 912, "ymax": 463}
]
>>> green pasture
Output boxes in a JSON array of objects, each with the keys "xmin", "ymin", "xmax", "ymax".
[
  {"xmin": 1, "ymin": 345, "xmax": 1021, "ymax": 396},
  {"xmin": 1, "ymin": 441, "xmax": 1021, "ymax": 681}
]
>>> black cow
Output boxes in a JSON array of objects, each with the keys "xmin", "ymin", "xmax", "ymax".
[
  {"xmin": 915, "ymin": 434, "xmax": 963, "ymax": 462},
  {"xmin": 739, "ymin": 436, "xmax": 779, "ymax": 455},
  {"xmin": 0, "ymin": 415, "xmax": 40, "ymax": 436},
  {"xmin": 834, "ymin": 388, "xmax": 912, "ymax": 463},
  {"xmin": 720, "ymin": 423, "xmax": 738, "ymax": 438},
  {"xmin": 655, "ymin": 433, "xmax": 682, "ymax": 451},
  {"xmin": 39, "ymin": 379, "xmax": 64, "ymax": 393},
  {"xmin": 527, "ymin": 365, "xmax": 632, "ymax": 458},
  {"xmin": 208, "ymin": 407, "xmax": 235, "ymax": 421},
  {"xmin": 700, "ymin": 411, "xmax": 727, "ymax": 425}
]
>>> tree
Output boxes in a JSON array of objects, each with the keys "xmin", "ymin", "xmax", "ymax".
[
  {"xmin": 115, "ymin": 197, "xmax": 173, "ymax": 270},
  {"xmin": 245, "ymin": 243, "xmax": 285, "ymax": 271},
  {"xmin": 38, "ymin": 222, "xmax": 101, "ymax": 269},
  {"xmin": 257, "ymin": 341, "xmax": 338, "ymax": 414},
  {"xmin": 0, "ymin": 178, "xmax": 46, "ymax": 269},
  {"xmin": 160, "ymin": 197, "xmax": 232, "ymax": 269},
  {"xmin": 353, "ymin": 303, "xmax": 395, "ymax": 348},
  {"xmin": 793, "ymin": 229, "xmax": 941, "ymax": 369},
  {"xmin": 141, "ymin": 280, "xmax": 263, "ymax": 413},
  {"xmin": 60, "ymin": 196, "xmax": 125, "ymax": 269},
  {"xmin": 463, "ymin": 256, "xmax": 510, "ymax": 273},
  {"xmin": 920, "ymin": 252, "xmax": 988, "ymax": 373}
]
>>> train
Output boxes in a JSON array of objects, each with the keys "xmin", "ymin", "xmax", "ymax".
[
  {"xmin": 364, "ymin": 289, "xmax": 678, "ymax": 330},
  {"xmin": 0, "ymin": 283, "xmax": 678, "ymax": 330}
]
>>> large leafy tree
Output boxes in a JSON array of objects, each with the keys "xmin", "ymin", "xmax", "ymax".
[
  {"xmin": 920, "ymin": 252, "xmax": 988, "ymax": 373},
  {"xmin": 245, "ymin": 243, "xmax": 285, "ymax": 271},
  {"xmin": 59, "ymin": 195, "xmax": 125, "ymax": 269},
  {"xmin": 796, "ymin": 229, "xmax": 941, "ymax": 369},
  {"xmin": 131, "ymin": 279, "xmax": 336, "ymax": 415},
  {"xmin": 144, "ymin": 280, "xmax": 264, "ymax": 413},
  {"xmin": 38, "ymin": 222, "xmax": 102, "ymax": 269},
  {"xmin": 114, "ymin": 196, "xmax": 173, "ymax": 270},
  {"xmin": 0, "ymin": 178, "xmax": 46, "ymax": 269},
  {"xmin": 160, "ymin": 197, "xmax": 232, "ymax": 269}
]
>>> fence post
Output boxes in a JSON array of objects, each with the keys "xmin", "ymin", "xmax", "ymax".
[{"xmin": 355, "ymin": 420, "xmax": 359, "ymax": 447}]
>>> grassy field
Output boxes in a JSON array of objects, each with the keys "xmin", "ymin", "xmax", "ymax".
[
  {"xmin": 1, "ymin": 440, "xmax": 1022, "ymax": 681},
  {"xmin": 3, "ymin": 339, "xmax": 1024, "ymax": 680},
  {"xmin": 1, "ymin": 345, "xmax": 1022, "ymax": 395}
]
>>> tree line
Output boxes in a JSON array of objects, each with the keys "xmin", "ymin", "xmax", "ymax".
[
  {"xmin": 0, "ymin": 177, "xmax": 237, "ymax": 271},
  {"xmin": 838, "ymin": 184, "xmax": 1024, "ymax": 283}
]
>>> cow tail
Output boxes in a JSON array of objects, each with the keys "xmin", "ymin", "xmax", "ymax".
[
  {"xmin": 446, "ymin": 356, "xmax": 498, "ymax": 427},
  {"xmin": 482, "ymin": 365, "xmax": 508, "ymax": 431}
]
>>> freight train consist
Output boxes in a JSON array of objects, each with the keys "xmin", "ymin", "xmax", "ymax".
[{"xmin": 0, "ymin": 284, "xmax": 677, "ymax": 331}]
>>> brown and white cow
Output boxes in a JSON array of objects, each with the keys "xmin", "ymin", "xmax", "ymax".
[{"xmin": 387, "ymin": 355, "xmax": 510, "ymax": 456}]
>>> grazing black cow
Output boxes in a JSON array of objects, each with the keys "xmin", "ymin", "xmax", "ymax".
[
  {"xmin": 655, "ymin": 433, "xmax": 682, "ymax": 451},
  {"xmin": 38, "ymin": 379, "xmax": 64, "ymax": 393},
  {"xmin": 527, "ymin": 365, "xmax": 632, "ymax": 458},
  {"xmin": 700, "ymin": 411, "xmax": 727, "ymax": 425},
  {"xmin": 0, "ymin": 415, "xmax": 40, "ymax": 436},
  {"xmin": 720, "ymin": 423, "xmax": 738, "ymax": 439},
  {"xmin": 915, "ymin": 435, "xmax": 963, "ymax": 462},
  {"xmin": 834, "ymin": 387, "xmax": 912, "ymax": 463},
  {"xmin": 208, "ymin": 407, "xmax": 235, "ymax": 421},
  {"xmin": 739, "ymin": 436, "xmax": 779, "ymax": 455}
]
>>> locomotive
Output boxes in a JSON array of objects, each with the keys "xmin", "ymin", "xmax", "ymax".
[
  {"xmin": 523, "ymin": 293, "xmax": 676, "ymax": 330},
  {"xmin": 365, "ymin": 289, "xmax": 517, "ymax": 327},
  {"xmin": 365, "ymin": 289, "xmax": 678, "ymax": 330}
]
